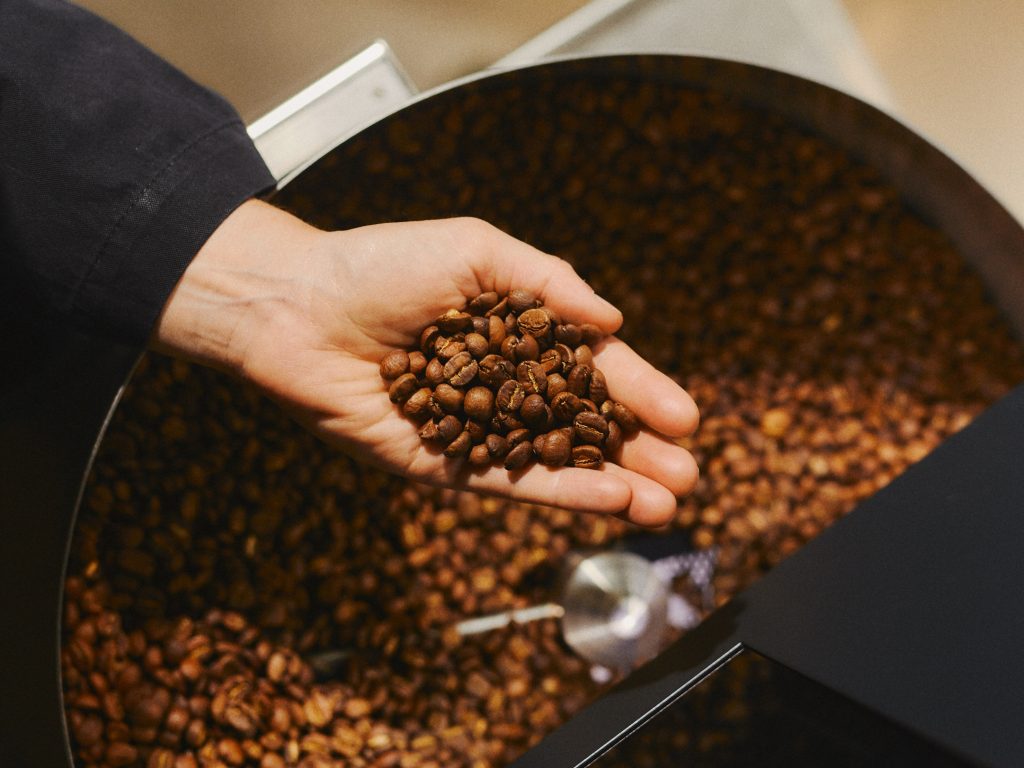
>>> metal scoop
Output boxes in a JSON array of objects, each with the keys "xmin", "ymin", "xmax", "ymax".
[{"xmin": 455, "ymin": 551, "xmax": 670, "ymax": 670}]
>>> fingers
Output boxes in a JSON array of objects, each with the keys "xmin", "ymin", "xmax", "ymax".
[
  {"xmin": 592, "ymin": 337, "xmax": 699, "ymax": 438},
  {"xmin": 599, "ymin": 463, "xmax": 680, "ymax": 528},
  {"xmin": 465, "ymin": 220, "xmax": 622, "ymax": 333},
  {"xmin": 615, "ymin": 430, "xmax": 699, "ymax": 498},
  {"xmin": 459, "ymin": 462, "xmax": 633, "ymax": 516}
]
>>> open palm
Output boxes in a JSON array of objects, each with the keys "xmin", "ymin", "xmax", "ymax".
[{"xmin": 158, "ymin": 204, "xmax": 699, "ymax": 526}]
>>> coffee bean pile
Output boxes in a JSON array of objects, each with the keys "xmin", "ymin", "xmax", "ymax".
[
  {"xmin": 63, "ymin": 64, "xmax": 1024, "ymax": 768},
  {"xmin": 381, "ymin": 290, "xmax": 640, "ymax": 472}
]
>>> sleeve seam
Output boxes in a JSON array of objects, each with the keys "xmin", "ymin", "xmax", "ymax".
[{"xmin": 70, "ymin": 118, "xmax": 250, "ymax": 306}]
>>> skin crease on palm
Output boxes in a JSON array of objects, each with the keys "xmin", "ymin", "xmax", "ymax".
[{"xmin": 154, "ymin": 200, "xmax": 700, "ymax": 527}]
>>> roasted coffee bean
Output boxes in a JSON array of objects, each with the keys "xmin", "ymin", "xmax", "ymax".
[
  {"xmin": 485, "ymin": 433, "xmax": 509, "ymax": 459},
  {"xmin": 573, "ymin": 412, "xmax": 609, "ymax": 445},
  {"xmin": 496, "ymin": 380, "xmax": 526, "ymax": 412},
  {"xmin": 424, "ymin": 357, "xmax": 445, "ymax": 386},
  {"xmin": 532, "ymin": 432, "xmax": 547, "ymax": 458},
  {"xmin": 508, "ymin": 289, "xmax": 538, "ymax": 314},
  {"xmin": 379, "ymin": 351, "xmax": 410, "ymax": 380},
  {"xmin": 503, "ymin": 441, "xmax": 534, "ymax": 470},
  {"xmin": 599, "ymin": 399, "xmax": 615, "ymax": 419},
  {"xmin": 468, "ymin": 444, "xmax": 491, "ymax": 467},
  {"xmin": 554, "ymin": 324, "xmax": 582, "ymax": 346},
  {"xmin": 520, "ymin": 394, "xmax": 552, "ymax": 431},
  {"xmin": 547, "ymin": 373, "xmax": 568, "ymax": 399},
  {"xmin": 443, "ymin": 352, "xmax": 478, "ymax": 387},
  {"xmin": 605, "ymin": 421, "xmax": 624, "ymax": 455},
  {"xmin": 517, "ymin": 361, "xmax": 548, "ymax": 396},
  {"xmin": 464, "ymin": 333, "xmax": 489, "ymax": 359},
  {"xmin": 402, "ymin": 388, "xmax": 435, "ymax": 421},
  {"xmin": 434, "ymin": 384, "xmax": 464, "ymax": 414},
  {"xmin": 539, "ymin": 348, "xmax": 562, "ymax": 374},
  {"xmin": 566, "ymin": 365, "xmax": 592, "ymax": 397},
  {"xmin": 420, "ymin": 417, "xmax": 443, "ymax": 442},
  {"xmin": 572, "ymin": 445, "xmax": 604, "ymax": 469},
  {"xmin": 579, "ymin": 398, "xmax": 599, "ymax": 414},
  {"xmin": 443, "ymin": 431, "xmax": 472, "ymax": 458},
  {"xmin": 517, "ymin": 308, "xmax": 551, "ymax": 338},
  {"xmin": 483, "ymin": 295, "xmax": 509, "ymax": 318},
  {"xmin": 466, "ymin": 418, "xmax": 488, "ymax": 444},
  {"xmin": 419, "ymin": 325, "xmax": 441, "ymax": 356},
  {"xmin": 554, "ymin": 343, "xmax": 576, "ymax": 371},
  {"xmin": 515, "ymin": 333, "xmax": 540, "ymax": 363},
  {"xmin": 611, "ymin": 402, "xmax": 641, "ymax": 435},
  {"xmin": 478, "ymin": 354, "xmax": 515, "ymax": 387},
  {"xmin": 436, "ymin": 415, "xmax": 463, "ymax": 444},
  {"xmin": 487, "ymin": 314, "xmax": 507, "ymax": 352},
  {"xmin": 551, "ymin": 391, "xmax": 583, "ymax": 422},
  {"xmin": 470, "ymin": 315, "xmax": 489, "ymax": 337},
  {"xmin": 588, "ymin": 370, "xmax": 609, "ymax": 405},
  {"xmin": 580, "ymin": 324, "xmax": 604, "ymax": 346},
  {"xmin": 388, "ymin": 373, "xmax": 419, "ymax": 404},
  {"xmin": 539, "ymin": 430, "xmax": 572, "ymax": 466},
  {"xmin": 468, "ymin": 291, "xmax": 499, "ymax": 315},
  {"xmin": 505, "ymin": 428, "xmax": 532, "ymax": 448},
  {"xmin": 501, "ymin": 335, "xmax": 529, "ymax": 363},
  {"xmin": 434, "ymin": 336, "xmax": 467, "ymax": 361},
  {"xmin": 464, "ymin": 386, "xmax": 495, "ymax": 422},
  {"xmin": 491, "ymin": 411, "xmax": 525, "ymax": 434},
  {"xmin": 574, "ymin": 345, "xmax": 594, "ymax": 368},
  {"xmin": 435, "ymin": 309, "xmax": 473, "ymax": 333},
  {"xmin": 407, "ymin": 351, "xmax": 428, "ymax": 377}
]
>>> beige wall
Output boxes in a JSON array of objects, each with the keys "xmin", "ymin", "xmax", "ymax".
[{"xmin": 76, "ymin": 0, "xmax": 589, "ymax": 122}]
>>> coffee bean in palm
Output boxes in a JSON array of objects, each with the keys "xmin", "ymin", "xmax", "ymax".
[
  {"xmin": 464, "ymin": 386, "xmax": 495, "ymax": 422},
  {"xmin": 539, "ymin": 348, "xmax": 562, "ymax": 374},
  {"xmin": 479, "ymin": 354, "xmax": 515, "ymax": 387},
  {"xmin": 487, "ymin": 314, "xmax": 506, "ymax": 351},
  {"xmin": 580, "ymin": 324, "xmax": 604, "ymax": 346},
  {"xmin": 434, "ymin": 384, "xmax": 464, "ymax": 414},
  {"xmin": 605, "ymin": 420, "xmax": 624, "ymax": 455},
  {"xmin": 388, "ymin": 373, "xmax": 419, "ymax": 404},
  {"xmin": 611, "ymin": 402, "xmax": 641, "ymax": 435},
  {"xmin": 379, "ymin": 350, "xmax": 410, "ymax": 380},
  {"xmin": 508, "ymin": 288, "xmax": 538, "ymax": 314},
  {"xmin": 484, "ymin": 295, "xmax": 509, "ymax": 318},
  {"xmin": 468, "ymin": 291, "xmax": 499, "ymax": 315},
  {"xmin": 520, "ymin": 394, "xmax": 551, "ymax": 431},
  {"xmin": 589, "ymin": 369, "xmax": 609, "ymax": 405},
  {"xmin": 555, "ymin": 323, "xmax": 582, "ymax": 346},
  {"xmin": 464, "ymin": 333, "xmax": 489, "ymax": 359},
  {"xmin": 551, "ymin": 391, "xmax": 583, "ymax": 422},
  {"xmin": 436, "ymin": 414, "xmax": 463, "ymax": 444},
  {"xmin": 435, "ymin": 308, "xmax": 473, "ymax": 333},
  {"xmin": 419, "ymin": 325, "xmax": 441, "ymax": 355},
  {"xmin": 443, "ymin": 430, "xmax": 472, "ymax": 458},
  {"xmin": 574, "ymin": 344, "xmax": 594, "ymax": 368},
  {"xmin": 424, "ymin": 357, "xmax": 445, "ymax": 386},
  {"xmin": 496, "ymin": 380, "xmax": 526, "ymax": 412},
  {"xmin": 504, "ymin": 441, "xmax": 534, "ymax": 470},
  {"xmin": 443, "ymin": 351, "xmax": 478, "ymax": 387},
  {"xmin": 517, "ymin": 308, "xmax": 551, "ymax": 338},
  {"xmin": 470, "ymin": 315, "xmax": 489, "ymax": 337},
  {"xmin": 566, "ymin": 364, "xmax": 592, "ymax": 397},
  {"xmin": 408, "ymin": 351, "xmax": 427, "ymax": 376},
  {"xmin": 468, "ymin": 444, "xmax": 491, "ymax": 467},
  {"xmin": 506, "ymin": 428, "xmax": 532, "ymax": 447},
  {"xmin": 547, "ymin": 373, "xmax": 568, "ymax": 399},
  {"xmin": 572, "ymin": 444, "xmax": 604, "ymax": 469},
  {"xmin": 402, "ymin": 388, "xmax": 435, "ymax": 421},
  {"xmin": 573, "ymin": 411, "xmax": 609, "ymax": 444},
  {"xmin": 466, "ymin": 418, "xmax": 488, "ymax": 444},
  {"xmin": 540, "ymin": 429, "xmax": 572, "ymax": 466},
  {"xmin": 517, "ymin": 361, "xmax": 547, "ymax": 396},
  {"xmin": 485, "ymin": 433, "xmax": 509, "ymax": 459},
  {"xmin": 435, "ymin": 336, "xmax": 466, "ymax": 360}
]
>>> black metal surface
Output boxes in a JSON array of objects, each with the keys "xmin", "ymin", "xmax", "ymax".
[
  {"xmin": 514, "ymin": 383, "xmax": 1024, "ymax": 767},
  {"xmin": 0, "ymin": 329, "xmax": 137, "ymax": 765}
]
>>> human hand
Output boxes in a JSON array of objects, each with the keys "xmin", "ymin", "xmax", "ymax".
[{"xmin": 154, "ymin": 200, "xmax": 698, "ymax": 526}]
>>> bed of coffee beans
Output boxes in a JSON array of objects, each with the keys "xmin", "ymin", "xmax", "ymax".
[
  {"xmin": 62, "ymin": 66, "xmax": 1024, "ymax": 768},
  {"xmin": 381, "ymin": 290, "xmax": 639, "ymax": 471}
]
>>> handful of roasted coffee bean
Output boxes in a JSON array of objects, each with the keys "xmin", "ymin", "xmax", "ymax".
[{"xmin": 380, "ymin": 289, "xmax": 640, "ymax": 471}]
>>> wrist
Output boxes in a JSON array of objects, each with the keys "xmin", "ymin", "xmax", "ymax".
[{"xmin": 151, "ymin": 199, "xmax": 324, "ymax": 376}]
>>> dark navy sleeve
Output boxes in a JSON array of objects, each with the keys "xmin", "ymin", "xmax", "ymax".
[{"xmin": 0, "ymin": 0, "xmax": 276, "ymax": 344}]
